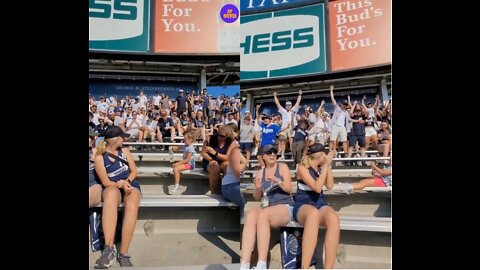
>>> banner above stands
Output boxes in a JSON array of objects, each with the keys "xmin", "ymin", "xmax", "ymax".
[{"xmin": 240, "ymin": 0, "xmax": 321, "ymax": 14}]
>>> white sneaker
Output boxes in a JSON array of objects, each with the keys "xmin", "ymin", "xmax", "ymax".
[
  {"xmin": 170, "ymin": 187, "xmax": 181, "ymax": 195},
  {"xmin": 252, "ymin": 149, "xmax": 258, "ymax": 156},
  {"xmin": 336, "ymin": 182, "xmax": 353, "ymax": 194},
  {"xmin": 168, "ymin": 146, "xmax": 174, "ymax": 155},
  {"xmin": 255, "ymin": 261, "xmax": 267, "ymax": 269}
]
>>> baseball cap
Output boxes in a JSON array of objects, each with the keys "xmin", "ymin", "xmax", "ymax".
[
  {"xmin": 148, "ymin": 113, "xmax": 154, "ymax": 118},
  {"xmin": 259, "ymin": 144, "xmax": 278, "ymax": 155},
  {"xmin": 306, "ymin": 143, "xmax": 328, "ymax": 155},
  {"xmin": 113, "ymin": 106, "xmax": 123, "ymax": 113},
  {"xmin": 183, "ymin": 111, "xmax": 188, "ymax": 115},
  {"xmin": 342, "ymin": 100, "xmax": 349, "ymax": 106},
  {"xmin": 89, "ymin": 127, "xmax": 99, "ymax": 137},
  {"xmin": 285, "ymin": 101, "xmax": 292, "ymax": 106},
  {"xmin": 245, "ymin": 110, "xmax": 250, "ymax": 114},
  {"xmin": 103, "ymin": 126, "xmax": 131, "ymax": 139},
  {"xmin": 179, "ymin": 89, "xmax": 184, "ymax": 93}
]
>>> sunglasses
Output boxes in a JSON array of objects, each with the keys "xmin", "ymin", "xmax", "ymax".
[{"xmin": 263, "ymin": 150, "xmax": 278, "ymax": 156}]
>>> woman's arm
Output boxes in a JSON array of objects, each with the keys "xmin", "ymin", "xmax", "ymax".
[
  {"xmin": 217, "ymin": 142, "xmax": 237, "ymax": 162},
  {"xmin": 200, "ymin": 139, "xmax": 213, "ymax": 161},
  {"xmin": 277, "ymin": 163, "xmax": 292, "ymax": 193},
  {"xmin": 94, "ymin": 155, "xmax": 117, "ymax": 188},
  {"xmin": 324, "ymin": 163, "xmax": 334, "ymax": 190},
  {"xmin": 253, "ymin": 168, "xmax": 264, "ymax": 201},
  {"xmin": 122, "ymin": 147, "xmax": 138, "ymax": 181},
  {"xmin": 229, "ymin": 148, "xmax": 245, "ymax": 179}
]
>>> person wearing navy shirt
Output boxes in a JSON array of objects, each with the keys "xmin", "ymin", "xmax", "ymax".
[
  {"xmin": 293, "ymin": 143, "xmax": 339, "ymax": 269},
  {"xmin": 94, "ymin": 126, "xmax": 141, "ymax": 268}
]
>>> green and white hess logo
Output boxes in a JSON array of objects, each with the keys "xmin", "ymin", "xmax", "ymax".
[{"xmin": 89, "ymin": 0, "xmax": 144, "ymax": 41}]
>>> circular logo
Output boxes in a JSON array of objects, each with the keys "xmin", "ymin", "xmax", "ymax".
[
  {"xmin": 287, "ymin": 234, "xmax": 298, "ymax": 255},
  {"xmin": 220, "ymin": 4, "xmax": 239, "ymax": 23}
]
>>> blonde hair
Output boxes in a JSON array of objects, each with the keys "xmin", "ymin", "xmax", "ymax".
[
  {"xmin": 184, "ymin": 131, "xmax": 194, "ymax": 142},
  {"xmin": 95, "ymin": 137, "xmax": 120, "ymax": 155},
  {"xmin": 225, "ymin": 123, "xmax": 239, "ymax": 136},
  {"xmin": 301, "ymin": 152, "xmax": 324, "ymax": 169}
]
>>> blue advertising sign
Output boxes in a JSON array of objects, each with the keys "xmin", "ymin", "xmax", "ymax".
[
  {"xmin": 89, "ymin": 0, "xmax": 150, "ymax": 52},
  {"xmin": 240, "ymin": 4, "xmax": 326, "ymax": 81}
]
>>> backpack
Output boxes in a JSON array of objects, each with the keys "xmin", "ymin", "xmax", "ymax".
[{"xmin": 279, "ymin": 227, "xmax": 317, "ymax": 269}]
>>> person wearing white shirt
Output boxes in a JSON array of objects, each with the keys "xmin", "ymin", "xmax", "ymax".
[
  {"xmin": 224, "ymin": 113, "xmax": 238, "ymax": 126},
  {"xmin": 273, "ymin": 90, "xmax": 302, "ymax": 159},
  {"xmin": 137, "ymin": 90, "xmax": 148, "ymax": 107},
  {"xmin": 152, "ymin": 92, "xmax": 161, "ymax": 110},
  {"xmin": 126, "ymin": 111, "xmax": 144, "ymax": 141},
  {"xmin": 329, "ymin": 85, "xmax": 350, "ymax": 155}
]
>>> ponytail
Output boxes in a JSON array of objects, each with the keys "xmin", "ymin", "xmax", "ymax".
[
  {"xmin": 96, "ymin": 140, "xmax": 107, "ymax": 156},
  {"xmin": 301, "ymin": 152, "xmax": 323, "ymax": 169},
  {"xmin": 301, "ymin": 155, "xmax": 313, "ymax": 169}
]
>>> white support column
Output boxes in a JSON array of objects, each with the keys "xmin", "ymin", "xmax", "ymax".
[
  {"xmin": 200, "ymin": 68, "xmax": 207, "ymax": 91},
  {"xmin": 380, "ymin": 79, "xmax": 389, "ymax": 105}
]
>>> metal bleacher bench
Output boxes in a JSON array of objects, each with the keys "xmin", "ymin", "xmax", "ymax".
[
  {"xmin": 239, "ymin": 183, "xmax": 392, "ymax": 193},
  {"xmin": 95, "ymin": 194, "xmax": 237, "ymax": 208},
  {"xmin": 137, "ymin": 167, "xmax": 376, "ymax": 179},
  {"xmin": 285, "ymin": 216, "xmax": 392, "ymax": 232},
  {"xmin": 240, "ymin": 214, "xmax": 391, "ymax": 233}
]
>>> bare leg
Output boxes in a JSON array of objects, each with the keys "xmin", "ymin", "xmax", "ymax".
[
  {"xmin": 119, "ymin": 189, "xmax": 141, "ymax": 254},
  {"xmin": 351, "ymin": 178, "xmax": 376, "ymax": 190},
  {"xmin": 101, "ymin": 187, "xmax": 122, "ymax": 247},
  {"xmin": 241, "ymin": 207, "xmax": 261, "ymax": 265},
  {"xmin": 89, "ymin": 184, "xmax": 102, "ymax": 208},
  {"xmin": 208, "ymin": 163, "xmax": 221, "ymax": 194},
  {"xmin": 318, "ymin": 207, "xmax": 340, "ymax": 269},
  {"xmin": 296, "ymin": 205, "xmax": 320, "ymax": 269},
  {"xmin": 257, "ymin": 205, "xmax": 291, "ymax": 262},
  {"xmin": 173, "ymin": 164, "xmax": 189, "ymax": 185}
]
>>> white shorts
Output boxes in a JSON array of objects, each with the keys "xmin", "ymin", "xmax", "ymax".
[
  {"xmin": 330, "ymin": 125, "xmax": 347, "ymax": 142},
  {"xmin": 365, "ymin": 126, "xmax": 377, "ymax": 137},
  {"xmin": 128, "ymin": 129, "xmax": 140, "ymax": 138}
]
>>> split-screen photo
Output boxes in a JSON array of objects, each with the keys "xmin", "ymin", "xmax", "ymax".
[{"xmin": 89, "ymin": 0, "xmax": 390, "ymax": 269}]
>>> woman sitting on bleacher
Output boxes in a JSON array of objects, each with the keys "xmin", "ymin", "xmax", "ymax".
[
  {"xmin": 240, "ymin": 144, "xmax": 294, "ymax": 270},
  {"xmin": 94, "ymin": 126, "xmax": 141, "ymax": 268},
  {"xmin": 201, "ymin": 124, "xmax": 236, "ymax": 194},
  {"xmin": 293, "ymin": 143, "xmax": 339, "ymax": 269},
  {"xmin": 221, "ymin": 123, "xmax": 247, "ymax": 218},
  {"xmin": 377, "ymin": 120, "xmax": 392, "ymax": 157},
  {"xmin": 170, "ymin": 131, "xmax": 196, "ymax": 195},
  {"xmin": 89, "ymin": 127, "xmax": 102, "ymax": 208}
]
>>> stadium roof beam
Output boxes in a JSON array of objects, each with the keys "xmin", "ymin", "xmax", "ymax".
[
  {"xmin": 242, "ymin": 73, "xmax": 391, "ymax": 92},
  {"xmin": 222, "ymin": 73, "xmax": 230, "ymax": 85},
  {"xmin": 89, "ymin": 69, "xmax": 200, "ymax": 76},
  {"xmin": 251, "ymin": 84, "xmax": 381, "ymax": 98}
]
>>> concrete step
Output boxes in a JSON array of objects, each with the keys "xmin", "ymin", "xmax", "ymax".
[
  {"xmin": 89, "ymin": 232, "xmax": 240, "ymax": 267},
  {"xmin": 88, "ymin": 264, "xmax": 240, "ymax": 270},
  {"xmin": 245, "ymin": 228, "xmax": 391, "ymax": 269}
]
